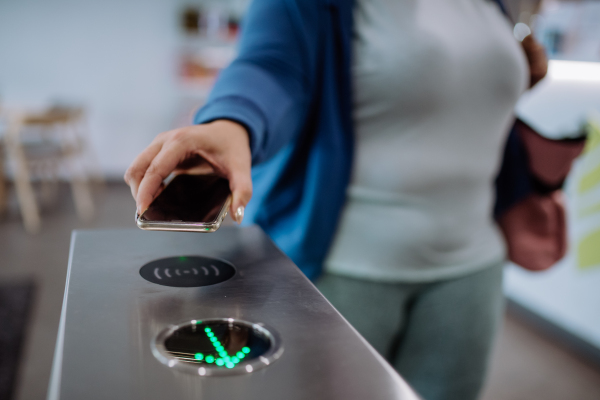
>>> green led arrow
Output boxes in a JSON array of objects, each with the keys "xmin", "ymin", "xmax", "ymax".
[{"xmin": 194, "ymin": 325, "xmax": 251, "ymax": 368}]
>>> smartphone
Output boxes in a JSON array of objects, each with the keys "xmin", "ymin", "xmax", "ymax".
[{"xmin": 136, "ymin": 174, "xmax": 231, "ymax": 232}]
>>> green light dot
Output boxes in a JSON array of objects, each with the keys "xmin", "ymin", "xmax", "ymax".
[
  {"xmin": 205, "ymin": 355, "xmax": 215, "ymax": 363},
  {"xmin": 242, "ymin": 347, "xmax": 250, "ymax": 354},
  {"xmin": 194, "ymin": 353, "xmax": 204, "ymax": 360},
  {"xmin": 210, "ymin": 337, "xmax": 218, "ymax": 343},
  {"xmin": 204, "ymin": 327, "xmax": 211, "ymax": 333},
  {"xmin": 231, "ymin": 356, "xmax": 239, "ymax": 363},
  {"xmin": 179, "ymin": 256, "xmax": 187, "ymax": 261},
  {"xmin": 216, "ymin": 345, "xmax": 224, "ymax": 352},
  {"xmin": 207, "ymin": 332, "xmax": 214, "ymax": 337},
  {"xmin": 216, "ymin": 359, "xmax": 225, "ymax": 366},
  {"xmin": 236, "ymin": 352, "xmax": 244, "ymax": 358},
  {"xmin": 204, "ymin": 228, "xmax": 210, "ymax": 231},
  {"xmin": 225, "ymin": 362, "xmax": 235, "ymax": 369},
  {"xmin": 219, "ymin": 351, "xmax": 228, "ymax": 358}
]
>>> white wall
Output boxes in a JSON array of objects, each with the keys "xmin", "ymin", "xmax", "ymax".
[
  {"xmin": 505, "ymin": 259, "xmax": 600, "ymax": 349},
  {"xmin": 0, "ymin": 0, "xmax": 184, "ymax": 178},
  {"xmin": 517, "ymin": 61, "xmax": 600, "ymax": 137}
]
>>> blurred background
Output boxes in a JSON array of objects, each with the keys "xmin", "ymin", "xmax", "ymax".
[{"xmin": 0, "ymin": 0, "xmax": 599, "ymax": 399}]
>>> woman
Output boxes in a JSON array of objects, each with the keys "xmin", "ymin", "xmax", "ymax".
[{"xmin": 125, "ymin": 0, "xmax": 547, "ymax": 399}]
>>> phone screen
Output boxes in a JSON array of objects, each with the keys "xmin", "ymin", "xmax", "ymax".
[{"xmin": 140, "ymin": 174, "xmax": 230, "ymax": 224}]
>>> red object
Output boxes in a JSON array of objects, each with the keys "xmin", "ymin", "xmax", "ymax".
[
  {"xmin": 499, "ymin": 191, "xmax": 567, "ymax": 271},
  {"xmin": 517, "ymin": 120, "xmax": 587, "ymax": 187},
  {"xmin": 499, "ymin": 120, "xmax": 586, "ymax": 271}
]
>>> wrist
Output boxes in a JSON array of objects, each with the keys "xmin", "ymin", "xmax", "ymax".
[{"xmin": 208, "ymin": 119, "xmax": 251, "ymax": 148}]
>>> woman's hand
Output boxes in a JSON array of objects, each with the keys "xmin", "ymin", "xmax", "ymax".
[
  {"xmin": 124, "ymin": 120, "xmax": 252, "ymax": 223},
  {"xmin": 521, "ymin": 34, "xmax": 548, "ymax": 88}
]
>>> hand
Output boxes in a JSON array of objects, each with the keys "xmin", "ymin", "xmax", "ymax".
[
  {"xmin": 124, "ymin": 120, "xmax": 252, "ymax": 223},
  {"xmin": 521, "ymin": 34, "xmax": 548, "ymax": 88}
]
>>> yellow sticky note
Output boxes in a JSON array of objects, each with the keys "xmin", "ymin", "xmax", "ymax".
[
  {"xmin": 578, "ymin": 121, "xmax": 600, "ymax": 194},
  {"xmin": 577, "ymin": 229, "xmax": 600, "ymax": 270}
]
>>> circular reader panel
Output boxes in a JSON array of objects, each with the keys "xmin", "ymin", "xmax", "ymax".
[
  {"xmin": 152, "ymin": 319, "xmax": 283, "ymax": 376},
  {"xmin": 140, "ymin": 256, "xmax": 235, "ymax": 287}
]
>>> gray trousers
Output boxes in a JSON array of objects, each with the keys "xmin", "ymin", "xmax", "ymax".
[{"xmin": 316, "ymin": 262, "xmax": 504, "ymax": 400}]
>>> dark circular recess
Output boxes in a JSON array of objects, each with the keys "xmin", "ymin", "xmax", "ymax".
[
  {"xmin": 162, "ymin": 320, "xmax": 273, "ymax": 371},
  {"xmin": 139, "ymin": 256, "xmax": 235, "ymax": 287}
]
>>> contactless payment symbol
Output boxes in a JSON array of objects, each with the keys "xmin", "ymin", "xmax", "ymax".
[{"xmin": 139, "ymin": 256, "xmax": 235, "ymax": 287}]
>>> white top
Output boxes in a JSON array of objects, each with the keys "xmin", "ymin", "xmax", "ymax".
[{"xmin": 324, "ymin": 0, "xmax": 529, "ymax": 282}]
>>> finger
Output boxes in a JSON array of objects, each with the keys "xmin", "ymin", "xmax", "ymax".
[
  {"xmin": 175, "ymin": 156, "xmax": 214, "ymax": 176},
  {"xmin": 124, "ymin": 140, "xmax": 164, "ymax": 200},
  {"xmin": 230, "ymin": 175, "xmax": 252, "ymax": 224},
  {"xmin": 136, "ymin": 141, "xmax": 188, "ymax": 213},
  {"xmin": 521, "ymin": 34, "xmax": 533, "ymax": 48},
  {"xmin": 227, "ymin": 157, "xmax": 252, "ymax": 224},
  {"xmin": 521, "ymin": 35, "xmax": 548, "ymax": 88}
]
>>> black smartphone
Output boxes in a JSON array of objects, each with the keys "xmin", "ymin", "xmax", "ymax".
[{"xmin": 136, "ymin": 174, "xmax": 231, "ymax": 232}]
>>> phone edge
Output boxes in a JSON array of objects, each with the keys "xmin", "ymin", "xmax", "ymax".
[{"xmin": 135, "ymin": 195, "xmax": 232, "ymax": 233}]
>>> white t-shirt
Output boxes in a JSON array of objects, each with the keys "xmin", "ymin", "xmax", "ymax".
[{"xmin": 324, "ymin": 0, "xmax": 529, "ymax": 282}]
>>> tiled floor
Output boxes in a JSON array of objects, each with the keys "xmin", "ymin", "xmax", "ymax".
[{"xmin": 1, "ymin": 183, "xmax": 599, "ymax": 400}]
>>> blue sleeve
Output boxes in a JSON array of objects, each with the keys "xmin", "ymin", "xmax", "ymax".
[{"xmin": 194, "ymin": 0, "xmax": 322, "ymax": 165}]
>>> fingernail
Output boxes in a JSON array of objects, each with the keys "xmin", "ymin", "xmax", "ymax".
[{"xmin": 235, "ymin": 206, "xmax": 244, "ymax": 224}]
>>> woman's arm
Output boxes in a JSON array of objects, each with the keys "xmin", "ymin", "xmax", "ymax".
[
  {"xmin": 196, "ymin": 0, "xmax": 322, "ymax": 164},
  {"xmin": 125, "ymin": 0, "xmax": 323, "ymax": 219}
]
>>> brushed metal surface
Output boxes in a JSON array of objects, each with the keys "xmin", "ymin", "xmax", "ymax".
[{"xmin": 48, "ymin": 226, "xmax": 420, "ymax": 400}]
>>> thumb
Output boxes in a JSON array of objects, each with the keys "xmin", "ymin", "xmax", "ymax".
[
  {"xmin": 203, "ymin": 119, "xmax": 252, "ymax": 224},
  {"xmin": 228, "ymin": 163, "xmax": 253, "ymax": 225}
]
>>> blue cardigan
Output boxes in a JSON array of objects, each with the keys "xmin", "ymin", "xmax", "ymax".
[{"xmin": 195, "ymin": 0, "xmax": 529, "ymax": 280}]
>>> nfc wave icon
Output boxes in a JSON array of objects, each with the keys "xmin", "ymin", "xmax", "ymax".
[
  {"xmin": 139, "ymin": 256, "xmax": 235, "ymax": 287},
  {"xmin": 153, "ymin": 264, "xmax": 222, "ymax": 280}
]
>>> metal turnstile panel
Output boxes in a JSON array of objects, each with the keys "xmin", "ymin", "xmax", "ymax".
[{"xmin": 48, "ymin": 227, "xmax": 419, "ymax": 400}]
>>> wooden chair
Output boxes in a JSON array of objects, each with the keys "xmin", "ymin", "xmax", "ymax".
[{"xmin": 0, "ymin": 106, "xmax": 98, "ymax": 233}]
